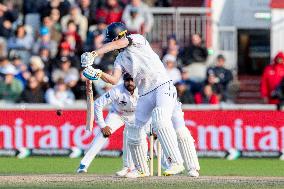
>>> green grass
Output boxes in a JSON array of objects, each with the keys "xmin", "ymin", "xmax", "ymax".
[
  {"xmin": 0, "ymin": 157, "xmax": 283, "ymax": 176},
  {"xmin": 0, "ymin": 157, "xmax": 284, "ymax": 189}
]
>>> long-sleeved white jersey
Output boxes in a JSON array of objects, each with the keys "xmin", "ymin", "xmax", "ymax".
[
  {"xmin": 114, "ymin": 34, "xmax": 170, "ymax": 96},
  {"xmin": 94, "ymin": 84, "xmax": 138, "ymax": 128}
]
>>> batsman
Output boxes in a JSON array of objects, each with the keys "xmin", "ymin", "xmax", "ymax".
[{"xmin": 81, "ymin": 22, "xmax": 199, "ymax": 178}]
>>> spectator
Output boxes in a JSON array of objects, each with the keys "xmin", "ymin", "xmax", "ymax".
[
  {"xmin": 11, "ymin": 55, "xmax": 31, "ymax": 87},
  {"xmin": 0, "ymin": 64, "xmax": 23, "ymax": 102},
  {"xmin": 33, "ymin": 27, "xmax": 58, "ymax": 58},
  {"xmin": 261, "ymin": 52, "xmax": 284, "ymax": 104},
  {"xmin": 54, "ymin": 41, "xmax": 80, "ymax": 69},
  {"xmin": 122, "ymin": 0, "xmax": 154, "ymax": 33},
  {"xmin": 0, "ymin": 2, "xmax": 19, "ymax": 39},
  {"xmin": 40, "ymin": 0, "xmax": 70, "ymax": 20},
  {"xmin": 29, "ymin": 56, "xmax": 44, "ymax": 73},
  {"xmin": 78, "ymin": 0, "xmax": 97, "ymax": 26},
  {"xmin": 271, "ymin": 78, "xmax": 284, "ymax": 110},
  {"xmin": 175, "ymin": 81, "xmax": 194, "ymax": 104},
  {"xmin": 180, "ymin": 67, "xmax": 202, "ymax": 95},
  {"xmin": 34, "ymin": 69, "xmax": 49, "ymax": 91},
  {"xmin": 206, "ymin": 54, "xmax": 233, "ymax": 101},
  {"xmin": 0, "ymin": 56, "xmax": 10, "ymax": 77},
  {"xmin": 96, "ymin": 0, "xmax": 123, "ymax": 25},
  {"xmin": 123, "ymin": 7, "xmax": 145, "ymax": 34},
  {"xmin": 179, "ymin": 34, "xmax": 208, "ymax": 66},
  {"xmin": 61, "ymin": 4, "xmax": 88, "ymax": 41},
  {"xmin": 19, "ymin": 76, "xmax": 45, "ymax": 103},
  {"xmin": 39, "ymin": 46, "xmax": 53, "ymax": 77},
  {"xmin": 7, "ymin": 25, "xmax": 34, "ymax": 64},
  {"xmin": 51, "ymin": 56, "xmax": 79, "ymax": 88},
  {"xmin": 45, "ymin": 78, "xmax": 75, "ymax": 107},
  {"xmin": 162, "ymin": 35, "xmax": 179, "ymax": 57},
  {"xmin": 42, "ymin": 16, "xmax": 62, "ymax": 43},
  {"xmin": 162, "ymin": 54, "xmax": 181, "ymax": 84},
  {"xmin": 49, "ymin": 8, "xmax": 62, "ymax": 31},
  {"xmin": 61, "ymin": 20, "xmax": 83, "ymax": 56},
  {"xmin": 194, "ymin": 84, "xmax": 219, "ymax": 104},
  {"xmin": 205, "ymin": 72, "xmax": 223, "ymax": 101}
]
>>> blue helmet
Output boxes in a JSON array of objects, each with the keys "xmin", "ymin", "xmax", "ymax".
[{"xmin": 104, "ymin": 22, "xmax": 128, "ymax": 43}]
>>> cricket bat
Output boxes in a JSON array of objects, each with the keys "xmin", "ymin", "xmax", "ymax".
[{"xmin": 86, "ymin": 80, "xmax": 94, "ymax": 131}]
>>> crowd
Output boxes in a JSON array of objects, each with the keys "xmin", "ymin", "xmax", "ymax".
[{"xmin": 0, "ymin": 0, "xmax": 234, "ymax": 106}]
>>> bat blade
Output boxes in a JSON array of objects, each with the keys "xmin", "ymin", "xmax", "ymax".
[{"xmin": 86, "ymin": 80, "xmax": 94, "ymax": 131}]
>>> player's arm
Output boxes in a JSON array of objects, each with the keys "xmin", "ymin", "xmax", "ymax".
[
  {"xmin": 94, "ymin": 89, "xmax": 118, "ymax": 137},
  {"xmin": 81, "ymin": 38, "xmax": 130, "ymax": 68},
  {"xmin": 82, "ymin": 66, "xmax": 122, "ymax": 85},
  {"xmin": 92, "ymin": 38, "xmax": 129, "ymax": 56},
  {"xmin": 100, "ymin": 68, "xmax": 122, "ymax": 85}
]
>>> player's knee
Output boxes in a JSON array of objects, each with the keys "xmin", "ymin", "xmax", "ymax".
[
  {"xmin": 127, "ymin": 126, "xmax": 145, "ymax": 145},
  {"xmin": 152, "ymin": 107, "xmax": 171, "ymax": 130},
  {"xmin": 176, "ymin": 126, "xmax": 194, "ymax": 141}
]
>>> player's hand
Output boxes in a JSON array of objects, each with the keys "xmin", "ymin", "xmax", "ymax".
[
  {"xmin": 81, "ymin": 52, "xmax": 97, "ymax": 67},
  {"xmin": 101, "ymin": 126, "xmax": 112, "ymax": 138},
  {"xmin": 83, "ymin": 66, "xmax": 102, "ymax": 80}
]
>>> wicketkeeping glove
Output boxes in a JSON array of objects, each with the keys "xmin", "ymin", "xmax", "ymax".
[
  {"xmin": 83, "ymin": 66, "xmax": 102, "ymax": 80},
  {"xmin": 81, "ymin": 52, "xmax": 97, "ymax": 67}
]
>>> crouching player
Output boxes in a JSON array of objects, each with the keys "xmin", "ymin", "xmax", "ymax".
[{"xmin": 77, "ymin": 73, "xmax": 147, "ymax": 176}]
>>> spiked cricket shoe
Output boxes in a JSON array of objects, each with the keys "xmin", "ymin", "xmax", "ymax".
[
  {"xmin": 76, "ymin": 164, "xmax": 87, "ymax": 173},
  {"xmin": 163, "ymin": 163, "xmax": 184, "ymax": 176},
  {"xmin": 116, "ymin": 167, "xmax": 132, "ymax": 177}
]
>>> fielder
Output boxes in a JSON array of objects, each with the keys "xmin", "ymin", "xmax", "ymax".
[
  {"xmin": 81, "ymin": 22, "xmax": 192, "ymax": 177},
  {"xmin": 77, "ymin": 73, "xmax": 147, "ymax": 176}
]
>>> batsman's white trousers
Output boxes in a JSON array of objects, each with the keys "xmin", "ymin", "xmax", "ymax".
[{"xmin": 128, "ymin": 81, "xmax": 184, "ymax": 166}]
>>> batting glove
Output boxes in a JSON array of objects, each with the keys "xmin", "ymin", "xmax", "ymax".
[
  {"xmin": 83, "ymin": 66, "xmax": 102, "ymax": 80},
  {"xmin": 81, "ymin": 52, "xmax": 98, "ymax": 67}
]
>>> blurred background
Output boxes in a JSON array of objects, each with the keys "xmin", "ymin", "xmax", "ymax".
[{"xmin": 0, "ymin": 0, "xmax": 284, "ymax": 160}]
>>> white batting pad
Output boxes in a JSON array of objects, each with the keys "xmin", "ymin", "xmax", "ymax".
[
  {"xmin": 122, "ymin": 127, "xmax": 134, "ymax": 169},
  {"xmin": 127, "ymin": 126, "xmax": 149, "ymax": 175},
  {"xmin": 152, "ymin": 107, "xmax": 183, "ymax": 165},
  {"xmin": 176, "ymin": 127, "xmax": 200, "ymax": 171}
]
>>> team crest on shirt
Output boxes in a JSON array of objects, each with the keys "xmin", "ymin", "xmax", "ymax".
[
  {"xmin": 119, "ymin": 96, "xmax": 127, "ymax": 106},
  {"xmin": 105, "ymin": 93, "xmax": 110, "ymax": 98},
  {"xmin": 119, "ymin": 100, "xmax": 127, "ymax": 106}
]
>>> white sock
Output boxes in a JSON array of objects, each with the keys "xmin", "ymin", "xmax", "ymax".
[{"xmin": 80, "ymin": 132, "xmax": 108, "ymax": 168}]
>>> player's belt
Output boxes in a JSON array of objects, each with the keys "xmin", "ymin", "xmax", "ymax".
[{"xmin": 139, "ymin": 80, "xmax": 172, "ymax": 97}]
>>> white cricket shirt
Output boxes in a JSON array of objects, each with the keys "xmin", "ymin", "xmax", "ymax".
[
  {"xmin": 94, "ymin": 84, "xmax": 138, "ymax": 128},
  {"xmin": 114, "ymin": 34, "xmax": 169, "ymax": 96}
]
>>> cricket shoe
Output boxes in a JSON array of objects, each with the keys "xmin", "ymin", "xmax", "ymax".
[
  {"xmin": 124, "ymin": 169, "xmax": 149, "ymax": 178},
  {"xmin": 188, "ymin": 169, "xmax": 199, "ymax": 177},
  {"xmin": 76, "ymin": 164, "xmax": 87, "ymax": 173},
  {"xmin": 116, "ymin": 167, "xmax": 132, "ymax": 177},
  {"xmin": 163, "ymin": 163, "xmax": 185, "ymax": 176}
]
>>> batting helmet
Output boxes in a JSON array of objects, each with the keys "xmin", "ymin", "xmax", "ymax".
[{"xmin": 104, "ymin": 22, "xmax": 128, "ymax": 43}]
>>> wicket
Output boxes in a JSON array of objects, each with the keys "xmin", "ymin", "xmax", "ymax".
[{"xmin": 149, "ymin": 128, "xmax": 162, "ymax": 176}]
